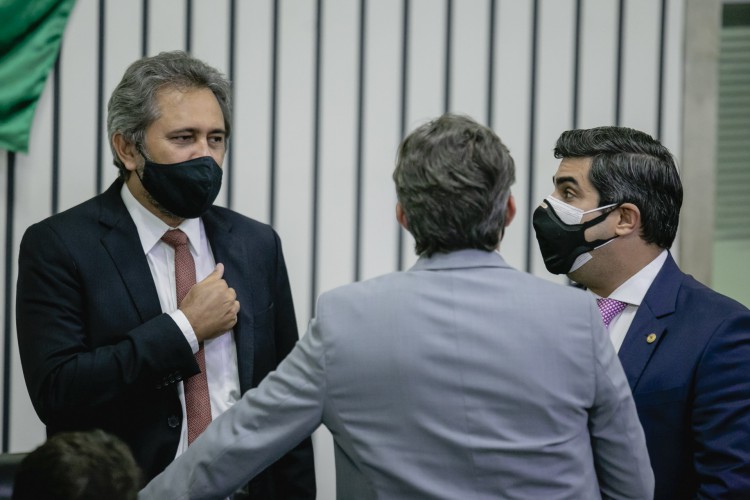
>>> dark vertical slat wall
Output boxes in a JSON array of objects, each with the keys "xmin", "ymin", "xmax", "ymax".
[
  {"xmin": 572, "ymin": 0, "xmax": 582, "ymax": 129},
  {"xmin": 354, "ymin": 0, "xmax": 367, "ymax": 283},
  {"xmin": 656, "ymin": 0, "xmax": 668, "ymax": 140},
  {"xmin": 226, "ymin": 0, "xmax": 237, "ymax": 210},
  {"xmin": 52, "ymin": 57, "xmax": 61, "ymax": 215},
  {"xmin": 397, "ymin": 0, "xmax": 410, "ymax": 272},
  {"xmin": 96, "ymin": 0, "xmax": 106, "ymax": 194},
  {"xmin": 310, "ymin": 0, "xmax": 323, "ymax": 316},
  {"xmin": 0, "ymin": 0, "xmax": 684, "ymax": 458},
  {"xmin": 487, "ymin": 0, "xmax": 496, "ymax": 129},
  {"xmin": 185, "ymin": 0, "xmax": 193, "ymax": 54},
  {"xmin": 444, "ymin": 0, "xmax": 453, "ymax": 113},
  {"xmin": 525, "ymin": 0, "xmax": 540, "ymax": 273},
  {"xmin": 2, "ymin": 153, "xmax": 15, "ymax": 452},
  {"xmin": 269, "ymin": 0, "xmax": 280, "ymax": 228},
  {"xmin": 615, "ymin": 0, "xmax": 625, "ymax": 125},
  {"xmin": 142, "ymin": 0, "xmax": 149, "ymax": 57}
]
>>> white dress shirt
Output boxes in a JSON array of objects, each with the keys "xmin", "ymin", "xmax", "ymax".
[
  {"xmin": 592, "ymin": 250, "xmax": 668, "ymax": 352},
  {"xmin": 121, "ymin": 184, "xmax": 240, "ymax": 457}
]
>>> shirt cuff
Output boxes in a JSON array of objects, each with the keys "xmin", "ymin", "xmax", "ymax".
[{"xmin": 169, "ymin": 310, "xmax": 199, "ymax": 354}]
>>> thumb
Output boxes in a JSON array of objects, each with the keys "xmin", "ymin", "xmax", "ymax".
[{"xmin": 209, "ymin": 263, "xmax": 225, "ymax": 279}]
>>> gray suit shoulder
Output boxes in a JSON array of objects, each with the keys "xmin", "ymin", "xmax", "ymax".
[{"xmin": 316, "ymin": 262, "xmax": 595, "ymax": 315}]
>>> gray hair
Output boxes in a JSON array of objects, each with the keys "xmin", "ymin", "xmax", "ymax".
[
  {"xmin": 393, "ymin": 113, "xmax": 516, "ymax": 257},
  {"xmin": 107, "ymin": 50, "xmax": 232, "ymax": 179}
]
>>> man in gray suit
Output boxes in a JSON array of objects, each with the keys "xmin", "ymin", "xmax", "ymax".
[{"xmin": 141, "ymin": 114, "xmax": 653, "ymax": 499}]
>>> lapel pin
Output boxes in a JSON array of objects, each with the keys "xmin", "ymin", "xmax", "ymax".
[{"xmin": 646, "ymin": 333, "xmax": 657, "ymax": 344}]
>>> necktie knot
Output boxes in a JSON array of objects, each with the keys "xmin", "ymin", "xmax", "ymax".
[
  {"xmin": 161, "ymin": 229, "xmax": 188, "ymax": 248},
  {"xmin": 160, "ymin": 229, "xmax": 194, "ymax": 306},
  {"xmin": 596, "ymin": 298, "xmax": 628, "ymax": 327}
]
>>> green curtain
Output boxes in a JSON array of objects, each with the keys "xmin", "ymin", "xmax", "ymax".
[{"xmin": 0, "ymin": 0, "xmax": 77, "ymax": 153}]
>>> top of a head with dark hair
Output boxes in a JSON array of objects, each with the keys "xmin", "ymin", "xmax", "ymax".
[
  {"xmin": 554, "ymin": 126, "xmax": 683, "ymax": 249},
  {"xmin": 107, "ymin": 50, "xmax": 232, "ymax": 179},
  {"xmin": 12, "ymin": 430, "xmax": 142, "ymax": 500},
  {"xmin": 393, "ymin": 113, "xmax": 515, "ymax": 257}
]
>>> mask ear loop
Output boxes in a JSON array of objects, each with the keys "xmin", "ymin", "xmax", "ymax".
[
  {"xmin": 578, "ymin": 204, "xmax": 622, "ymax": 259},
  {"xmin": 580, "ymin": 201, "xmax": 620, "ymax": 219},
  {"xmin": 133, "ymin": 143, "xmax": 152, "ymax": 184},
  {"xmin": 580, "ymin": 203, "xmax": 621, "ymax": 230},
  {"xmin": 134, "ymin": 141, "xmax": 156, "ymax": 163}
]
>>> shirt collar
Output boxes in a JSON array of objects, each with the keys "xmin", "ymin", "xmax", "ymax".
[
  {"xmin": 598, "ymin": 249, "xmax": 668, "ymax": 306},
  {"xmin": 120, "ymin": 183, "xmax": 203, "ymax": 255}
]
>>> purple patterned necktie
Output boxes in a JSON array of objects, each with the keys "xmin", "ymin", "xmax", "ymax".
[
  {"xmin": 596, "ymin": 298, "xmax": 628, "ymax": 328},
  {"xmin": 161, "ymin": 229, "xmax": 212, "ymax": 444}
]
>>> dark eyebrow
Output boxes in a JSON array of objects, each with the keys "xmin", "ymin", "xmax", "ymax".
[
  {"xmin": 169, "ymin": 128, "xmax": 227, "ymax": 136},
  {"xmin": 553, "ymin": 175, "xmax": 579, "ymax": 187}
]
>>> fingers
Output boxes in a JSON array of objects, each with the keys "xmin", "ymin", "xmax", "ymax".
[
  {"xmin": 227, "ymin": 287, "xmax": 239, "ymax": 323},
  {"xmin": 229, "ymin": 295, "xmax": 240, "ymax": 325},
  {"xmin": 180, "ymin": 263, "xmax": 241, "ymax": 341}
]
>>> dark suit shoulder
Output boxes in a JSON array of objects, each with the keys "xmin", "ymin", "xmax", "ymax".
[
  {"xmin": 204, "ymin": 206, "xmax": 278, "ymax": 241},
  {"xmin": 26, "ymin": 180, "xmax": 124, "ymax": 234},
  {"xmin": 677, "ymin": 272, "xmax": 749, "ymax": 316},
  {"xmin": 22, "ymin": 196, "xmax": 114, "ymax": 256},
  {"xmin": 642, "ymin": 264, "xmax": 750, "ymax": 361}
]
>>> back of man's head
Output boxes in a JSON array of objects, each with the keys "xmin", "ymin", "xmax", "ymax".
[
  {"xmin": 12, "ymin": 429, "xmax": 141, "ymax": 500},
  {"xmin": 393, "ymin": 113, "xmax": 515, "ymax": 256},
  {"xmin": 554, "ymin": 126, "xmax": 683, "ymax": 249}
]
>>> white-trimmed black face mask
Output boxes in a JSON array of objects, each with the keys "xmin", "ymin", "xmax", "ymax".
[{"xmin": 533, "ymin": 197, "xmax": 619, "ymax": 275}]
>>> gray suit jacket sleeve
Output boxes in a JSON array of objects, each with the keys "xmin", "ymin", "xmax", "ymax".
[
  {"xmin": 587, "ymin": 300, "xmax": 655, "ymax": 499},
  {"xmin": 140, "ymin": 318, "xmax": 326, "ymax": 500}
]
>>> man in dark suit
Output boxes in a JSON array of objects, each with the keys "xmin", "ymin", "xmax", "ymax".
[
  {"xmin": 15, "ymin": 51, "xmax": 315, "ymax": 498},
  {"xmin": 533, "ymin": 125, "xmax": 750, "ymax": 499}
]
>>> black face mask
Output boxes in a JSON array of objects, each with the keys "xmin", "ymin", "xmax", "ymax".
[
  {"xmin": 532, "ymin": 199, "xmax": 618, "ymax": 275},
  {"xmin": 137, "ymin": 155, "xmax": 223, "ymax": 219}
]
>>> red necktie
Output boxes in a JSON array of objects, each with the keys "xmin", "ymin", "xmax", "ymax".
[
  {"xmin": 161, "ymin": 229, "xmax": 212, "ymax": 444},
  {"xmin": 596, "ymin": 298, "xmax": 628, "ymax": 328}
]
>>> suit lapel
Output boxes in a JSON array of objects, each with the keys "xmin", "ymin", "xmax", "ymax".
[
  {"xmin": 618, "ymin": 304, "xmax": 668, "ymax": 390},
  {"xmin": 203, "ymin": 209, "xmax": 255, "ymax": 392},
  {"xmin": 98, "ymin": 181, "xmax": 163, "ymax": 322},
  {"xmin": 618, "ymin": 254, "xmax": 683, "ymax": 391}
]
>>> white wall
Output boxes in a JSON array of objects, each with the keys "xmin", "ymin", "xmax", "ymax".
[{"xmin": 0, "ymin": 0, "xmax": 685, "ymax": 497}]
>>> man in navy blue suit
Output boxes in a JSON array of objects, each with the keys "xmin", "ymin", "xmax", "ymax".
[
  {"xmin": 16, "ymin": 51, "xmax": 315, "ymax": 498},
  {"xmin": 533, "ymin": 126, "xmax": 750, "ymax": 499}
]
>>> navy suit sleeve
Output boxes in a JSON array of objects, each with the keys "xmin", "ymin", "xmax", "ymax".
[
  {"xmin": 692, "ymin": 311, "xmax": 750, "ymax": 497},
  {"xmin": 15, "ymin": 220, "xmax": 199, "ymax": 425}
]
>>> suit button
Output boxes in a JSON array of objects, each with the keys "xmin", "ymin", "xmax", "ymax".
[{"xmin": 167, "ymin": 415, "xmax": 180, "ymax": 428}]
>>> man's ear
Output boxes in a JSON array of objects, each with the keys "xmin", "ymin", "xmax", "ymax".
[
  {"xmin": 396, "ymin": 202, "xmax": 408, "ymax": 230},
  {"xmin": 112, "ymin": 133, "xmax": 140, "ymax": 172},
  {"xmin": 504, "ymin": 194, "xmax": 516, "ymax": 227},
  {"xmin": 614, "ymin": 203, "xmax": 640, "ymax": 236}
]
